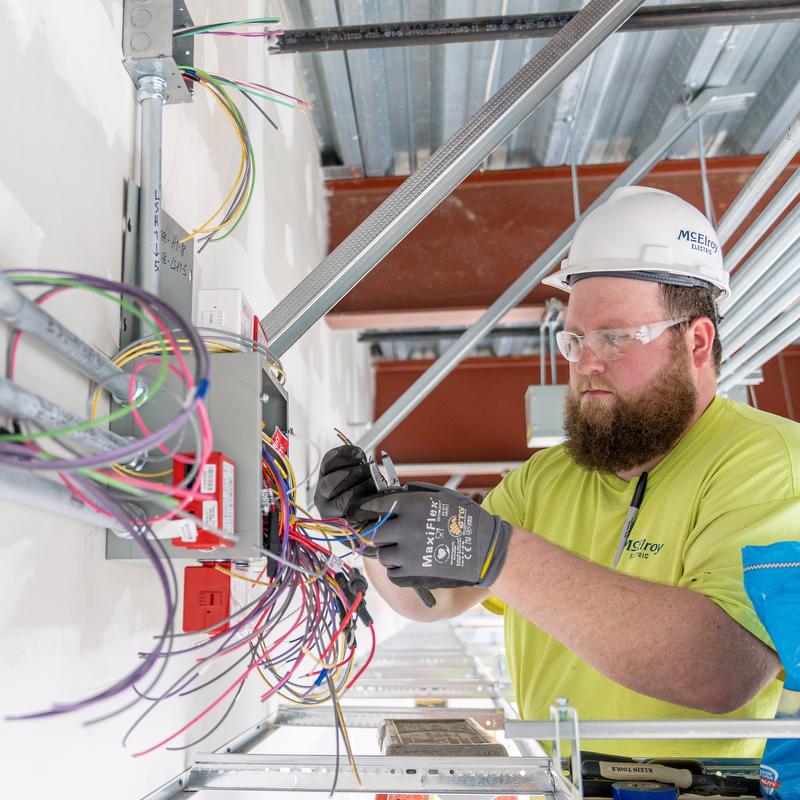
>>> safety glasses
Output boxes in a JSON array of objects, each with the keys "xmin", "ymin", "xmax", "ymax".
[{"xmin": 555, "ymin": 317, "xmax": 689, "ymax": 363}]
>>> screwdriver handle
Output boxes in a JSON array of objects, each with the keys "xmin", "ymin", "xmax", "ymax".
[{"xmin": 415, "ymin": 587, "xmax": 436, "ymax": 607}]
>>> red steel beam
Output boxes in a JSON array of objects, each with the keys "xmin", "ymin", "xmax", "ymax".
[{"xmin": 327, "ymin": 156, "xmax": 800, "ymax": 321}]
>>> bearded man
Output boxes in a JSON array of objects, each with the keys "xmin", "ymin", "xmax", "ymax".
[{"xmin": 315, "ymin": 187, "xmax": 799, "ymax": 758}]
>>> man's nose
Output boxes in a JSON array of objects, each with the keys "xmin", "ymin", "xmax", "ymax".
[{"xmin": 574, "ymin": 343, "xmax": 606, "ymax": 376}]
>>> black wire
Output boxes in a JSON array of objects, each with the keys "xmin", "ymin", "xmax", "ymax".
[{"xmin": 231, "ymin": 82, "xmax": 280, "ymax": 132}]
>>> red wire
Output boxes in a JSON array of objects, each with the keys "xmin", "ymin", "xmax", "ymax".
[
  {"xmin": 345, "ymin": 623, "xmax": 376, "ymax": 692},
  {"xmin": 317, "ymin": 591, "xmax": 362, "ymax": 665}
]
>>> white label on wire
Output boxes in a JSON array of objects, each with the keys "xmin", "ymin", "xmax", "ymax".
[
  {"xmin": 222, "ymin": 460, "xmax": 235, "ymax": 534},
  {"xmin": 202, "ymin": 500, "xmax": 218, "ymax": 529},
  {"xmin": 151, "ymin": 519, "xmax": 198, "ymax": 542},
  {"xmin": 325, "ymin": 553, "xmax": 344, "ymax": 573},
  {"xmin": 201, "ymin": 464, "xmax": 217, "ymax": 494}
]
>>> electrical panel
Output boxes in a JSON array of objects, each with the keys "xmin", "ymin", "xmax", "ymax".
[{"xmin": 105, "ymin": 352, "xmax": 288, "ymax": 561}]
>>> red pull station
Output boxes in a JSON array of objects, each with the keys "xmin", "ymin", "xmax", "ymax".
[{"xmin": 183, "ymin": 562, "xmax": 231, "ymax": 635}]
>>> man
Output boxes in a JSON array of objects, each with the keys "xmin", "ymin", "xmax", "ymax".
[{"xmin": 316, "ymin": 187, "xmax": 799, "ymax": 757}]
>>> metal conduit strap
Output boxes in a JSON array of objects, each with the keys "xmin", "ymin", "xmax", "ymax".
[
  {"xmin": 356, "ymin": 87, "xmax": 752, "ymax": 453},
  {"xmin": 262, "ymin": 0, "xmax": 649, "ymax": 356}
]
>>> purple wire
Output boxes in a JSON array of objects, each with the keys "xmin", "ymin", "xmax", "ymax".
[
  {"xmin": 6, "ymin": 481, "xmax": 176, "ymax": 719},
  {"xmin": 0, "ymin": 269, "xmax": 209, "ymax": 471}
]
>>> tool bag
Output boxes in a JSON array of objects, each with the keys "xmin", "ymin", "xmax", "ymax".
[{"xmin": 743, "ymin": 541, "xmax": 800, "ymax": 800}]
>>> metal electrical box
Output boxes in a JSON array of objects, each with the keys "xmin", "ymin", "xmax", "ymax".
[
  {"xmin": 106, "ymin": 352, "xmax": 288, "ymax": 561},
  {"xmin": 525, "ymin": 385, "xmax": 567, "ymax": 448},
  {"xmin": 122, "ymin": 0, "xmax": 194, "ymax": 104}
]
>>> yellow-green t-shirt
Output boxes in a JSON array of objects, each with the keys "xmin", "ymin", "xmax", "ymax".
[{"xmin": 482, "ymin": 396, "xmax": 800, "ymax": 758}]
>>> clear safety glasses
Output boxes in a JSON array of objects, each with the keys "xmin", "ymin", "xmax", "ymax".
[{"xmin": 555, "ymin": 317, "xmax": 689, "ymax": 363}]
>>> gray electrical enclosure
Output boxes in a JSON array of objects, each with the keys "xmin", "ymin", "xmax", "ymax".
[{"xmin": 106, "ymin": 352, "xmax": 288, "ymax": 561}]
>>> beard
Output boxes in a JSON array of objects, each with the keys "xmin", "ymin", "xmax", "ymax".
[{"xmin": 563, "ymin": 351, "xmax": 698, "ymax": 474}]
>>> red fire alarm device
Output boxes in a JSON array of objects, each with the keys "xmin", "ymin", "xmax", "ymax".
[
  {"xmin": 183, "ymin": 562, "xmax": 231, "ymax": 634},
  {"xmin": 171, "ymin": 452, "xmax": 236, "ymax": 550}
]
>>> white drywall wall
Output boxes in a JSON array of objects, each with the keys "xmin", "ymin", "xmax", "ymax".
[{"xmin": 0, "ymin": 1, "xmax": 398, "ymax": 795}]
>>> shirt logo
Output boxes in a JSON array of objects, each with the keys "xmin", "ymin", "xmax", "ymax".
[
  {"xmin": 759, "ymin": 765, "xmax": 781, "ymax": 795},
  {"xmin": 677, "ymin": 228, "xmax": 718, "ymax": 256},
  {"xmin": 624, "ymin": 536, "xmax": 665, "ymax": 560}
]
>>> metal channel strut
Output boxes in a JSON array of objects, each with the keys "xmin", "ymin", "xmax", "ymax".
[
  {"xmin": 186, "ymin": 754, "xmax": 569, "ymax": 796},
  {"xmin": 356, "ymin": 86, "xmax": 752, "ymax": 453},
  {"xmin": 273, "ymin": 704, "xmax": 506, "ymax": 730},
  {"xmin": 262, "ymin": 0, "xmax": 648, "ymax": 356},
  {"xmin": 507, "ymin": 718, "xmax": 800, "ymax": 739},
  {"xmin": 273, "ymin": 1, "xmax": 800, "ymax": 54},
  {"xmin": 346, "ymin": 676, "xmax": 495, "ymax": 698}
]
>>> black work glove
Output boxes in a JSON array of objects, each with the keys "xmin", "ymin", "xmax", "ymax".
[
  {"xmin": 356, "ymin": 483, "xmax": 512, "ymax": 589},
  {"xmin": 314, "ymin": 445, "xmax": 377, "ymax": 522}
]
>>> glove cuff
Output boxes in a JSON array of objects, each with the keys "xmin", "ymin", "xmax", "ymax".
[{"xmin": 477, "ymin": 518, "xmax": 512, "ymax": 587}]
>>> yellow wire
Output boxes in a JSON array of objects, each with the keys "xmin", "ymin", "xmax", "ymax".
[
  {"xmin": 179, "ymin": 77, "xmax": 248, "ymax": 243},
  {"xmin": 214, "ymin": 564, "xmax": 278, "ymax": 588},
  {"xmin": 333, "ymin": 686, "xmax": 362, "ymax": 785},
  {"xmin": 88, "ymin": 338, "xmax": 237, "ymax": 478},
  {"xmin": 300, "ymin": 645, "xmax": 338, "ymax": 670}
]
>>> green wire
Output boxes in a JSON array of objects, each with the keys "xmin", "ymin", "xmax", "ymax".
[
  {"xmin": 213, "ymin": 78, "xmax": 300, "ymax": 111},
  {"xmin": 80, "ymin": 467, "xmax": 178, "ymax": 506},
  {"xmin": 179, "ymin": 67, "xmax": 257, "ymax": 244},
  {"xmin": 0, "ymin": 276, "xmax": 171, "ymax": 443},
  {"xmin": 174, "ymin": 17, "xmax": 281, "ymax": 38}
]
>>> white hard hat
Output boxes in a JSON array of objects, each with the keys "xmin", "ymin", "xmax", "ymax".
[{"xmin": 542, "ymin": 186, "xmax": 730, "ymax": 299}]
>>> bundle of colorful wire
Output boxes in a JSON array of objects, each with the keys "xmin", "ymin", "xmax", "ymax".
[
  {"xmin": 121, "ymin": 436, "xmax": 378, "ymax": 793},
  {"xmin": 1, "ymin": 268, "xmax": 211, "ymax": 720},
  {"xmin": 1, "ymin": 271, "xmax": 378, "ymax": 786},
  {"xmin": 176, "ymin": 65, "xmax": 310, "ymax": 251}
]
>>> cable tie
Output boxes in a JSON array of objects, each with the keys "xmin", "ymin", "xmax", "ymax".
[{"xmin": 197, "ymin": 379, "xmax": 209, "ymax": 399}]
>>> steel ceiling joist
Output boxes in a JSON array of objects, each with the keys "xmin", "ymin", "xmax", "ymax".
[
  {"xmin": 290, "ymin": 1, "xmax": 363, "ymax": 170},
  {"xmin": 732, "ymin": 26, "xmax": 800, "ymax": 153},
  {"xmin": 339, "ymin": 0, "xmax": 395, "ymax": 176},
  {"xmin": 263, "ymin": 0, "xmax": 649, "ymax": 355},
  {"xmin": 629, "ymin": 27, "xmax": 720, "ymax": 159}
]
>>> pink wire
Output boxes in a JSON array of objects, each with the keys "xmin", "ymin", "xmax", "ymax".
[
  {"xmin": 133, "ymin": 612, "xmax": 308, "ymax": 757},
  {"xmin": 6, "ymin": 286, "xmax": 70, "ymax": 379}
]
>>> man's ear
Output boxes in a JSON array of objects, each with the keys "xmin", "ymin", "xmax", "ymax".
[{"xmin": 689, "ymin": 317, "xmax": 715, "ymax": 369}]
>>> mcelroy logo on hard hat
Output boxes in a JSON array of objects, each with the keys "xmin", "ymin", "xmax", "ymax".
[{"xmin": 677, "ymin": 229, "xmax": 719, "ymax": 256}]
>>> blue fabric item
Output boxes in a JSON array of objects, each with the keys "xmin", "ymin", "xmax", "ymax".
[{"xmin": 743, "ymin": 541, "xmax": 800, "ymax": 800}]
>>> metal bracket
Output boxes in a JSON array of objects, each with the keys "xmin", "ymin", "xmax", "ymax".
[
  {"xmin": 122, "ymin": 0, "xmax": 194, "ymax": 104},
  {"xmin": 185, "ymin": 753, "xmax": 570, "ymax": 796},
  {"xmin": 551, "ymin": 698, "xmax": 583, "ymax": 800}
]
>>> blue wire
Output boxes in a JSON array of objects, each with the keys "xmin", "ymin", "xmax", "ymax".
[{"xmin": 361, "ymin": 512, "xmax": 392, "ymax": 539}]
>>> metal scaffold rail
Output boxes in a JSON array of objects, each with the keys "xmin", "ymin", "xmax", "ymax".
[{"xmin": 184, "ymin": 753, "xmax": 569, "ymax": 795}]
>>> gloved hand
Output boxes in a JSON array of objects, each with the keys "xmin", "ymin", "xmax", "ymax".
[
  {"xmin": 356, "ymin": 483, "xmax": 512, "ymax": 589},
  {"xmin": 314, "ymin": 444, "xmax": 377, "ymax": 521}
]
